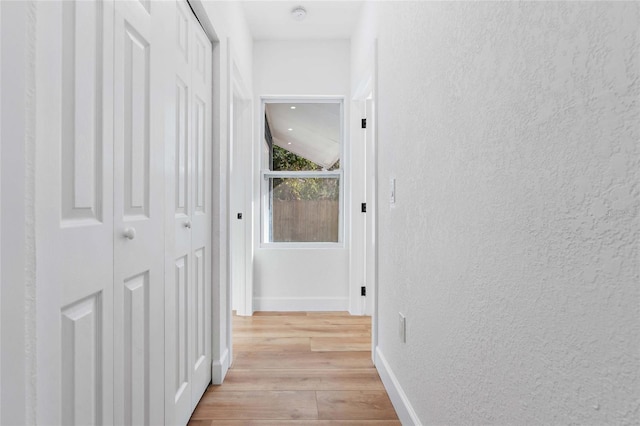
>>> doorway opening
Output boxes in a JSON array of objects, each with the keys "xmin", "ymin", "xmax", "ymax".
[{"xmin": 222, "ymin": 47, "xmax": 378, "ymax": 409}]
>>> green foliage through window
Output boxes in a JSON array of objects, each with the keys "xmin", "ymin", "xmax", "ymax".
[
  {"xmin": 272, "ymin": 145, "xmax": 339, "ymax": 171},
  {"xmin": 271, "ymin": 177, "xmax": 339, "ymax": 201},
  {"xmin": 271, "ymin": 145, "xmax": 340, "ymax": 201}
]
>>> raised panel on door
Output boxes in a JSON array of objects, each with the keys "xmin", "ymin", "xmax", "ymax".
[
  {"xmin": 35, "ymin": 1, "xmax": 114, "ymax": 424},
  {"xmin": 61, "ymin": 1, "xmax": 104, "ymax": 225},
  {"xmin": 137, "ymin": 0, "xmax": 150, "ymax": 14},
  {"xmin": 176, "ymin": 78, "xmax": 189, "ymax": 218},
  {"xmin": 113, "ymin": 1, "xmax": 170, "ymax": 424},
  {"xmin": 123, "ymin": 272, "xmax": 150, "ymax": 425},
  {"xmin": 173, "ymin": 255, "xmax": 192, "ymax": 426},
  {"xmin": 193, "ymin": 95, "xmax": 206, "ymax": 216},
  {"xmin": 122, "ymin": 24, "xmax": 150, "ymax": 218},
  {"xmin": 61, "ymin": 294, "xmax": 102, "ymax": 426},
  {"xmin": 176, "ymin": 2, "xmax": 189, "ymax": 63},
  {"xmin": 190, "ymin": 245, "xmax": 211, "ymax": 403},
  {"xmin": 175, "ymin": 74, "xmax": 191, "ymax": 250},
  {"xmin": 192, "ymin": 30, "xmax": 206, "ymax": 85},
  {"xmin": 194, "ymin": 248, "xmax": 205, "ymax": 369},
  {"xmin": 175, "ymin": 257, "xmax": 189, "ymax": 398}
]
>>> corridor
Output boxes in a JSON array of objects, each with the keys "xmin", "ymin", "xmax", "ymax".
[{"xmin": 1, "ymin": 1, "xmax": 637, "ymax": 425}]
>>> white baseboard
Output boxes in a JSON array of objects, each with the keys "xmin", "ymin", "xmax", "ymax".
[
  {"xmin": 253, "ymin": 297, "xmax": 349, "ymax": 312},
  {"xmin": 375, "ymin": 346, "xmax": 422, "ymax": 426},
  {"xmin": 211, "ymin": 348, "xmax": 229, "ymax": 385}
]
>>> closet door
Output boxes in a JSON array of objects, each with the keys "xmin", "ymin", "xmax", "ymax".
[
  {"xmin": 169, "ymin": 2, "xmax": 212, "ymax": 423},
  {"xmin": 171, "ymin": 1, "xmax": 194, "ymax": 422},
  {"xmin": 113, "ymin": 1, "xmax": 171, "ymax": 424},
  {"xmin": 188, "ymin": 9, "xmax": 213, "ymax": 410},
  {"xmin": 35, "ymin": 1, "xmax": 114, "ymax": 424}
]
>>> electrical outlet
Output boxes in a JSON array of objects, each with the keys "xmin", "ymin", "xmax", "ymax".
[{"xmin": 399, "ymin": 312, "xmax": 406, "ymax": 343}]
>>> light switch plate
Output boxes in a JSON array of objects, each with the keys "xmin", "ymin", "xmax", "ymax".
[
  {"xmin": 390, "ymin": 178, "xmax": 396, "ymax": 205},
  {"xmin": 399, "ymin": 312, "xmax": 406, "ymax": 343}
]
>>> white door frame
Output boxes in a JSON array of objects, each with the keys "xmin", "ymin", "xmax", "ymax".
[
  {"xmin": 352, "ymin": 40, "xmax": 379, "ymax": 361},
  {"xmin": 229, "ymin": 58, "xmax": 253, "ymax": 318}
]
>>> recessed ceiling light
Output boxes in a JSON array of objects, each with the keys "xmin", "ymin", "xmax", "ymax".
[
  {"xmin": 288, "ymin": 128, "xmax": 293, "ymax": 131},
  {"xmin": 287, "ymin": 142, "xmax": 292, "ymax": 145},
  {"xmin": 291, "ymin": 6, "xmax": 306, "ymax": 21},
  {"xmin": 290, "ymin": 106, "xmax": 296, "ymax": 110}
]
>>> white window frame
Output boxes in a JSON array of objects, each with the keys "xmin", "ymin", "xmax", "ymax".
[{"xmin": 260, "ymin": 97, "xmax": 345, "ymax": 248}]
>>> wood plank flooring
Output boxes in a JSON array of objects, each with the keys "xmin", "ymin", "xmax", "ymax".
[{"xmin": 189, "ymin": 312, "xmax": 400, "ymax": 425}]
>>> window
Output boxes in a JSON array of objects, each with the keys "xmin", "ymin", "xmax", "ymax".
[{"xmin": 261, "ymin": 100, "xmax": 343, "ymax": 244}]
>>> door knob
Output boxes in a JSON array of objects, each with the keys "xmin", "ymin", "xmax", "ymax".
[
  {"xmin": 123, "ymin": 227, "xmax": 136, "ymax": 240},
  {"xmin": 184, "ymin": 220, "xmax": 192, "ymax": 229}
]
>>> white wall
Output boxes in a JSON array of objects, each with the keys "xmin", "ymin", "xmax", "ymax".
[
  {"xmin": 252, "ymin": 40, "xmax": 352, "ymax": 312},
  {"xmin": 0, "ymin": 2, "xmax": 35, "ymax": 424},
  {"xmin": 353, "ymin": 2, "xmax": 639, "ymax": 424}
]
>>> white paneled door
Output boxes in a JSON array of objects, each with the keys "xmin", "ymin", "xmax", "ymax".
[
  {"xmin": 113, "ymin": 1, "xmax": 171, "ymax": 425},
  {"xmin": 37, "ymin": 0, "xmax": 178, "ymax": 424},
  {"xmin": 169, "ymin": 2, "xmax": 213, "ymax": 424},
  {"xmin": 35, "ymin": 1, "xmax": 115, "ymax": 424}
]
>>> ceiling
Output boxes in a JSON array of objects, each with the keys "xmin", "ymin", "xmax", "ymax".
[
  {"xmin": 265, "ymin": 102, "xmax": 341, "ymax": 169},
  {"xmin": 240, "ymin": 1, "xmax": 364, "ymax": 40}
]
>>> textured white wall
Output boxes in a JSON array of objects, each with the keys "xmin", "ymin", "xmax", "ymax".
[
  {"xmin": 0, "ymin": 1, "xmax": 36, "ymax": 424},
  {"xmin": 254, "ymin": 40, "xmax": 350, "ymax": 96},
  {"xmin": 252, "ymin": 40, "xmax": 351, "ymax": 311},
  {"xmin": 354, "ymin": 2, "xmax": 639, "ymax": 424}
]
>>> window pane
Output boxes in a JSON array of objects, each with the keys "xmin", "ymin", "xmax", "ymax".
[
  {"xmin": 270, "ymin": 177, "xmax": 339, "ymax": 243},
  {"xmin": 272, "ymin": 145, "xmax": 324, "ymax": 171},
  {"xmin": 265, "ymin": 103, "xmax": 341, "ymax": 171}
]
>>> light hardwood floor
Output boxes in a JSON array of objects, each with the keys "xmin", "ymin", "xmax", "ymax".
[{"xmin": 188, "ymin": 312, "xmax": 400, "ymax": 425}]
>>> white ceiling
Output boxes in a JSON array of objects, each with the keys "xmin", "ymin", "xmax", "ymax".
[
  {"xmin": 266, "ymin": 102, "xmax": 341, "ymax": 169},
  {"xmin": 240, "ymin": 1, "xmax": 364, "ymax": 40}
]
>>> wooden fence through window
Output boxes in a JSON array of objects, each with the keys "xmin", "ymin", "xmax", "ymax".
[{"xmin": 272, "ymin": 199, "xmax": 339, "ymax": 242}]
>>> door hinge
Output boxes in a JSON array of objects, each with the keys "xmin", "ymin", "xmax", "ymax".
[
  {"xmin": 361, "ymin": 286, "xmax": 366, "ymax": 296},
  {"xmin": 361, "ymin": 118, "xmax": 367, "ymax": 129},
  {"xmin": 361, "ymin": 202, "xmax": 367, "ymax": 213}
]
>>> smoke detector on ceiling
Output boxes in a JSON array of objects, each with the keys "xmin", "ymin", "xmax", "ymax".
[{"xmin": 291, "ymin": 6, "xmax": 307, "ymax": 21}]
